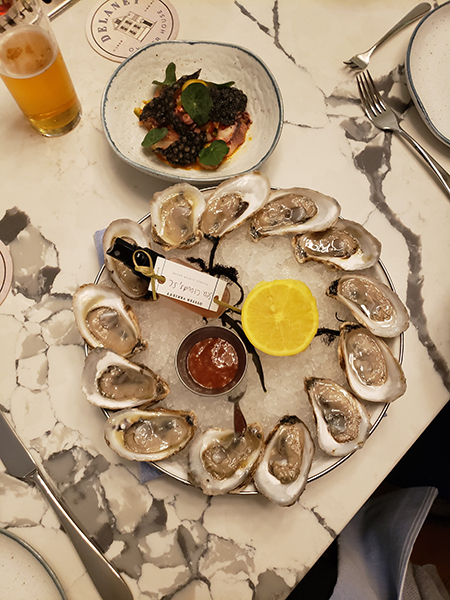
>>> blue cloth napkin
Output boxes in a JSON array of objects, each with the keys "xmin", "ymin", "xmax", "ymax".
[
  {"xmin": 329, "ymin": 486, "xmax": 438, "ymax": 600},
  {"xmin": 94, "ymin": 229, "xmax": 163, "ymax": 483}
]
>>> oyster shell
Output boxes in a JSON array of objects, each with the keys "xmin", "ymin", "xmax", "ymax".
[
  {"xmin": 249, "ymin": 187, "xmax": 340, "ymax": 241},
  {"xmin": 188, "ymin": 424, "xmax": 264, "ymax": 495},
  {"xmin": 104, "ymin": 407, "xmax": 197, "ymax": 462},
  {"xmin": 253, "ymin": 416, "xmax": 314, "ymax": 507},
  {"xmin": 149, "ymin": 182, "xmax": 206, "ymax": 250},
  {"xmin": 304, "ymin": 377, "xmax": 371, "ymax": 457},
  {"xmin": 73, "ymin": 283, "xmax": 146, "ymax": 357},
  {"xmin": 103, "ymin": 219, "xmax": 150, "ymax": 299},
  {"xmin": 200, "ymin": 171, "xmax": 271, "ymax": 238},
  {"xmin": 82, "ymin": 348, "xmax": 169, "ymax": 409},
  {"xmin": 327, "ymin": 274, "xmax": 409, "ymax": 338},
  {"xmin": 339, "ymin": 323, "xmax": 406, "ymax": 403},
  {"xmin": 292, "ymin": 219, "xmax": 381, "ymax": 270}
]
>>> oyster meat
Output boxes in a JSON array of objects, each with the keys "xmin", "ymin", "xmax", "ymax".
[
  {"xmin": 103, "ymin": 219, "xmax": 150, "ymax": 299},
  {"xmin": 72, "ymin": 283, "xmax": 146, "ymax": 357},
  {"xmin": 292, "ymin": 218, "xmax": 381, "ymax": 270},
  {"xmin": 327, "ymin": 274, "xmax": 409, "ymax": 338},
  {"xmin": 249, "ymin": 187, "xmax": 340, "ymax": 240},
  {"xmin": 200, "ymin": 171, "xmax": 271, "ymax": 238},
  {"xmin": 339, "ymin": 322, "xmax": 406, "ymax": 403},
  {"xmin": 305, "ymin": 377, "xmax": 371, "ymax": 457},
  {"xmin": 253, "ymin": 416, "xmax": 314, "ymax": 507},
  {"xmin": 82, "ymin": 348, "xmax": 170, "ymax": 409},
  {"xmin": 188, "ymin": 424, "xmax": 264, "ymax": 495},
  {"xmin": 105, "ymin": 407, "xmax": 197, "ymax": 462},
  {"xmin": 149, "ymin": 182, "xmax": 206, "ymax": 250}
]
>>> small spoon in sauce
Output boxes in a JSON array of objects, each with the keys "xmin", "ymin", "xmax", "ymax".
[{"xmin": 228, "ymin": 389, "xmax": 247, "ymax": 438}]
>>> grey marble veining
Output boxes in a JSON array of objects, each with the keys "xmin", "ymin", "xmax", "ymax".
[{"xmin": 1, "ymin": 1, "xmax": 449, "ymax": 599}]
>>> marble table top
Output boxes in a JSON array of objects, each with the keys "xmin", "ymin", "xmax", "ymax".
[{"xmin": 1, "ymin": 1, "xmax": 449, "ymax": 599}]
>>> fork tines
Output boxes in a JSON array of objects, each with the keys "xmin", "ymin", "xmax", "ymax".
[{"xmin": 356, "ymin": 70, "xmax": 385, "ymax": 117}]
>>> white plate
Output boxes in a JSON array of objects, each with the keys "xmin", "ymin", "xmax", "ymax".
[
  {"xmin": 0, "ymin": 529, "xmax": 67, "ymax": 600},
  {"xmin": 101, "ymin": 40, "xmax": 284, "ymax": 185},
  {"xmin": 406, "ymin": 1, "xmax": 450, "ymax": 147}
]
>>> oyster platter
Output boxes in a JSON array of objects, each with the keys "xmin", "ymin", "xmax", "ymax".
[{"xmin": 73, "ymin": 171, "xmax": 408, "ymax": 507}]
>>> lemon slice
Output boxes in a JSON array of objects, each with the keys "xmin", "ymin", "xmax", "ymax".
[
  {"xmin": 241, "ymin": 279, "xmax": 319, "ymax": 356},
  {"xmin": 181, "ymin": 79, "xmax": 208, "ymax": 92}
]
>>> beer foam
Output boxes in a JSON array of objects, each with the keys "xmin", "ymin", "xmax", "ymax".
[{"xmin": 0, "ymin": 26, "xmax": 56, "ymax": 78}]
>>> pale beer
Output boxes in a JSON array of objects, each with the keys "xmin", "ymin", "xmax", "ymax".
[{"xmin": 0, "ymin": 25, "xmax": 81, "ymax": 136}]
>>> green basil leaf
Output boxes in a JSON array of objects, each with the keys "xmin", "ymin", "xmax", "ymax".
[
  {"xmin": 181, "ymin": 83, "xmax": 213, "ymax": 126},
  {"xmin": 152, "ymin": 62, "xmax": 177, "ymax": 86},
  {"xmin": 141, "ymin": 127, "xmax": 169, "ymax": 148},
  {"xmin": 198, "ymin": 140, "xmax": 229, "ymax": 166}
]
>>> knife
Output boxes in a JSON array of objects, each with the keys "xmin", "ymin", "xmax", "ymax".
[{"xmin": 0, "ymin": 410, "xmax": 133, "ymax": 600}]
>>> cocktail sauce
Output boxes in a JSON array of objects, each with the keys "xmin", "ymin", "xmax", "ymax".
[{"xmin": 187, "ymin": 337, "xmax": 239, "ymax": 389}]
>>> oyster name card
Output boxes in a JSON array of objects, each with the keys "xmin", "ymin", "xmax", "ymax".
[{"xmin": 154, "ymin": 257, "xmax": 227, "ymax": 312}]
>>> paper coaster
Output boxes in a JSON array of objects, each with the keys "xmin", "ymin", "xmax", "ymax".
[
  {"xmin": 86, "ymin": 0, "xmax": 179, "ymax": 62},
  {"xmin": 0, "ymin": 241, "xmax": 13, "ymax": 306}
]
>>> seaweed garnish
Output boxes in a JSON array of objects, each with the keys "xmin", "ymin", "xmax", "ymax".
[
  {"xmin": 186, "ymin": 252, "xmax": 245, "ymax": 306},
  {"xmin": 315, "ymin": 327, "xmax": 340, "ymax": 346},
  {"xmin": 221, "ymin": 312, "xmax": 267, "ymax": 393},
  {"xmin": 205, "ymin": 234, "xmax": 221, "ymax": 271}
]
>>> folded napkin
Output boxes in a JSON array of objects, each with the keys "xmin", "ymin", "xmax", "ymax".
[
  {"xmin": 329, "ymin": 486, "xmax": 439, "ymax": 600},
  {"xmin": 94, "ymin": 229, "xmax": 163, "ymax": 483}
]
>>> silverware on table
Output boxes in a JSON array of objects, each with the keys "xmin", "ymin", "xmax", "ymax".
[
  {"xmin": 356, "ymin": 70, "xmax": 450, "ymax": 199},
  {"xmin": 42, "ymin": 0, "xmax": 81, "ymax": 21},
  {"xmin": 344, "ymin": 2, "xmax": 431, "ymax": 70},
  {"xmin": 0, "ymin": 410, "xmax": 133, "ymax": 600},
  {"xmin": 227, "ymin": 389, "xmax": 248, "ymax": 438}
]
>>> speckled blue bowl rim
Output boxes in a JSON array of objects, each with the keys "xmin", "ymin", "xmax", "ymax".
[
  {"xmin": 101, "ymin": 40, "xmax": 284, "ymax": 185},
  {"xmin": 406, "ymin": 1, "xmax": 450, "ymax": 148},
  {"xmin": 0, "ymin": 528, "xmax": 68, "ymax": 600}
]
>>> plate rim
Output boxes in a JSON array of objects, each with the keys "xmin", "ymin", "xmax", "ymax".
[
  {"xmin": 406, "ymin": 0, "xmax": 450, "ymax": 148},
  {"xmin": 0, "ymin": 528, "xmax": 68, "ymax": 600},
  {"xmin": 101, "ymin": 39, "xmax": 284, "ymax": 185}
]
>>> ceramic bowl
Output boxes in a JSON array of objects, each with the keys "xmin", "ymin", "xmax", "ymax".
[{"xmin": 101, "ymin": 40, "xmax": 284, "ymax": 185}]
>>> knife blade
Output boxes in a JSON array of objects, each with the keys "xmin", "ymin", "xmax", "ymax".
[{"xmin": 0, "ymin": 410, "xmax": 133, "ymax": 600}]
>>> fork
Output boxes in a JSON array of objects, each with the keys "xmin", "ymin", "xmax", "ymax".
[
  {"xmin": 357, "ymin": 71, "xmax": 450, "ymax": 199},
  {"xmin": 344, "ymin": 2, "xmax": 431, "ymax": 70}
]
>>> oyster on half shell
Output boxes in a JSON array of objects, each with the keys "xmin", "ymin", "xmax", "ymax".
[
  {"xmin": 149, "ymin": 182, "xmax": 206, "ymax": 250},
  {"xmin": 327, "ymin": 274, "xmax": 409, "ymax": 338},
  {"xmin": 103, "ymin": 219, "xmax": 150, "ymax": 299},
  {"xmin": 104, "ymin": 407, "xmax": 197, "ymax": 462},
  {"xmin": 82, "ymin": 348, "xmax": 170, "ymax": 409},
  {"xmin": 339, "ymin": 322, "xmax": 406, "ymax": 403},
  {"xmin": 73, "ymin": 283, "xmax": 146, "ymax": 357},
  {"xmin": 292, "ymin": 219, "xmax": 381, "ymax": 271},
  {"xmin": 200, "ymin": 171, "xmax": 271, "ymax": 238},
  {"xmin": 253, "ymin": 416, "xmax": 314, "ymax": 507},
  {"xmin": 188, "ymin": 424, "xmax": 264, "ymax": 495},
  {"xmin": 305, "ymin": 377, "xmax": 371, "ymax": 457},
  {"xmin": 249, "ymin": 187, "xmax": 340, "ymax": 241}
]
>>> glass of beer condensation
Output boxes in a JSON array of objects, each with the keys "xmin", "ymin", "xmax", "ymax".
[{"xmin": 0, "ymin": 0, "xmax": 81, "ymax": 136}]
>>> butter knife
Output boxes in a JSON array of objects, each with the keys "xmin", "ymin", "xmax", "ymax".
[{"xmin": 0, "ymin": 410, "xmax": 133, "ymax": 600}]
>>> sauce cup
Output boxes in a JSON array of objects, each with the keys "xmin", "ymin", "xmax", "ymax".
[{"xmin": 175, "ymin": 325, "xmax": 248, "ymax": 397}]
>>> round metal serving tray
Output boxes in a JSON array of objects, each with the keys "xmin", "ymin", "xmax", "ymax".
[{"xmin": 90, "ymin": 211, "xmax": 404, "ymax": 494}]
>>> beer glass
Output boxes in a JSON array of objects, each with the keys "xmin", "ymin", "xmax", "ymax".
[{"xmin": 0, "ymin": 0, "xmax": 81, "ymax": 136}]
